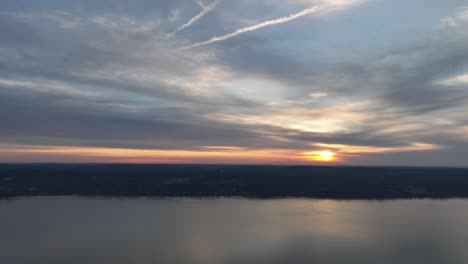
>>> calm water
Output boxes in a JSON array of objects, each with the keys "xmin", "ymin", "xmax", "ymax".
[{"xmin": 1, "ymin": 198, "xmax": 468, "ymax": 264}]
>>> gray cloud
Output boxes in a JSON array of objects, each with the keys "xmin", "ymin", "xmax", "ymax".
[{"xmin": 0, "ymin": 1, "xmax": 467, "ymax": 165}]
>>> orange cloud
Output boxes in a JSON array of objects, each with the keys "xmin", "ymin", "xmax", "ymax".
[
  {"xmin": 311, "ymin": 142, "xmax": 442, "ymax": 154},
  {"xmin": 0, "ymin": 144, "xmax": 306, "ymax": 164}
]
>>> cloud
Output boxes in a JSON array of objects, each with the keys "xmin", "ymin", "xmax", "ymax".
[
  {"xmin": 310, "ymin": 142, "xmax": 443, "ymax": 154},
  {"xmin": 370, "ymin": 8, "xmax": 468, "ymax": 114},
  {"xmin": 436, "ymin": 73, "xmax": 468, "ymax": 86},
  {"xmin": 0, "ymin": 78, "xmax": 86, "ymax": 96},
  {"xmin": 168, "ymin": 9, "xmax": 181, "ymax": 22},
  {"xmin": 1, "ymin": 1, "xmax": 468, "ymax": 165},
  {"xmin": 0, "ymin": 144, "xmax": 304, "ymax": 164}
]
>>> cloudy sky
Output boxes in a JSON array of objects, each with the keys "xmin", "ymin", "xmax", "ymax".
[{"xmin": 1, "ymin": 0, "xmax": 468, "ymax": 166}]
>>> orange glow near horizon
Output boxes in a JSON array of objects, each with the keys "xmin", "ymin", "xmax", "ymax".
[
  {"xmin": 0, "ymin": 144, "xmax": 317, "ymax": 164},
  {"xmin": 0, "ymin": 141, "xmax": 442, "ymax": 164}
]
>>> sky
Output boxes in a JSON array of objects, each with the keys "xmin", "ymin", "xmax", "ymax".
[{"xmin": 0, "ymin": 0, "xmax": 468, "ymax": 166}]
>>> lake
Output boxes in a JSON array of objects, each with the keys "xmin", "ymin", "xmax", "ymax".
[{"xmin": 1, "ymin": 198, "xmax": 468, "ymax": 264}]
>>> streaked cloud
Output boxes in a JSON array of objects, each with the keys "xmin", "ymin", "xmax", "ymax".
[
  {"xmin": 311, "ymin": 142, "xmax": 443, "ymax": 154},
  {"xmin": 437, "ymin": 73, "xmax": 468, "ymax": 86},
  {"xmin": 0, "ymin": 144, "xmax": 305, "ymax": 164}
]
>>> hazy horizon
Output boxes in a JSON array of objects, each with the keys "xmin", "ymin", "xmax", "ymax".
[{"xmin": 2, "ymin": 163, "xmax": 468, "ymax": 169}]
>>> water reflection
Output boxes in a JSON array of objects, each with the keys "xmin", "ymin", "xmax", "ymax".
[{"xmin": 1, "ymin": 198, "xmax": 468, "ymax": 264}]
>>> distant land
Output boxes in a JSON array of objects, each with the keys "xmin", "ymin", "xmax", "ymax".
[{"xmin": 1, "ymin": 164, "xmax": 468, "ymax": 199}]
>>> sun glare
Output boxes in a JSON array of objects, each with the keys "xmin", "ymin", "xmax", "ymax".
[{"xmin": 306, "ymin": 151, "xmax": 336, "ymax": 162}]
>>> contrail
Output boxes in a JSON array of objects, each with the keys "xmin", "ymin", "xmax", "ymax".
[
  {"xmin": 183, "ymin": 0, "xmax": 366, "ymax": 49},
  {"xmin": 194, "ymin": 0, "xmax": 205, "ymax": 8},
  {"xmin": 172, "ymin": 0, "xmax": 222, "ymax": 35},
  {"xmin": 184, "ymin": 5, "xmax": 321, "ymax": 49}
]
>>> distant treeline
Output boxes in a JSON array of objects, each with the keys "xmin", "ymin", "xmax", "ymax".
[{"xmin": 1, "ymin": 164, "xmax": 468, "ymax": 199}]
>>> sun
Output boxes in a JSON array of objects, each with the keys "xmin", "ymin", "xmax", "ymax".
[
  {"xmin": 318, "ymin": 151, "xmax": 334, "ymax": 160},
  {"xmin": 305, "ymin": 151, "xmax": 336, "ymax": 162}
]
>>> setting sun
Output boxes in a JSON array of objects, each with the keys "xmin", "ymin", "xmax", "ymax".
[
  {"xmin": 319, "ymin": 151, "xmax": 334, "ymax": 160},
  {"xmin": 305, "ymin": 151, "xmax": 336, "ymax": 162}
]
